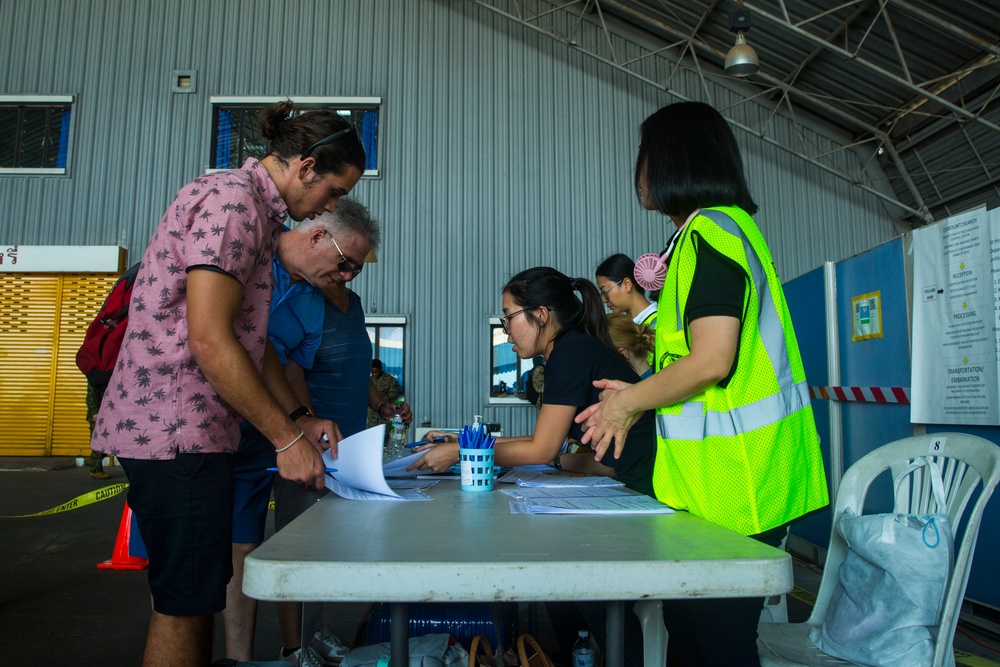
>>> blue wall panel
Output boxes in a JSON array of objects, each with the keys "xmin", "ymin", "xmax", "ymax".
[
  {"xmin": 783, "ymin": 265, "xmax": 832, "ymax": 548},
  {"xmin": 836, "ymin": 238, "xmax": 913, "ymax": 484},
  {"xmin": 787, "ymin": 237, "xmax": 1000, "ymax": 609}
]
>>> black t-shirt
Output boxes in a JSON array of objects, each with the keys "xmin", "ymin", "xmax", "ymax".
[
  {"xmin": 543, "ymin": 328, "xmax": 657, "ymax": 496},
  {"xmin": 662, "ymin": 231, "xmax": 747, "ymax": 386}
]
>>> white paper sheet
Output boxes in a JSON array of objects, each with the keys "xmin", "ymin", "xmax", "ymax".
[
  {"xmin": 326, "ymin": 477, "xmax": 432, "ymax": 501},
  {"xmin": 381, "ymin": 451, "xmax": 427, "ymax": 478},
  {"xmin": 499, "ymin": 486, "xmax": 631, "ymax": 499},
  {"xmin": 323, "ymin": 426, "xmax": 431, "ymax": 501},
  {"xmin": 512, "ymin": 494, "xmax": 674, "ymax": 514},
  {"xmin": 387, "ymin": 479, "xmax": 440, "ymax": 489},
  {"xmin": 510, "ymin": 470, "xmax": 625, "ymax": 488},
  {"xmin": 911, "ymin": 206, "xmax": 1000, "ymax": 424}
]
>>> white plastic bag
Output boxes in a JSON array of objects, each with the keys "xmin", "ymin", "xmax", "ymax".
[
  {"xmin": 341, "ymin": 633, "xmax": 469, "ymax": 667},
  {"xmin": 810, "ymin": 457, "xmax": 955, "ymax": 667}
]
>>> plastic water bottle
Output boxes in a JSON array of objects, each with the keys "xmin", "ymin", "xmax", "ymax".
[
  {"xmin": 388, "ymin": 399, "xmax": 406, "ymax": 460},
  {"xmin": 572, "ymin": 630, "xmax": 595, "ymax": 667}
]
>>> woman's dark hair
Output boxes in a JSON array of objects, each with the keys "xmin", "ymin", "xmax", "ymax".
[
  {"xmin": 502, "ymin": 267, "xmax": 612, "ymax": 349},
  {"xmin": 259, "ymin": 100, "xmax": 366, "ymax": 177},
  {"xmin": 595, "ymin": 253, "xmax": 645, "ymax": 296},
  {"xmin": 635, "ymin": 101, "xmax": 758, "ymax": 217}
]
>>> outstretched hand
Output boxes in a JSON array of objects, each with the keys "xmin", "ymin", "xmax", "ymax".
[
  {"xmin": 575, "ymin": 378, "xmax": 638, "ymax": 462},
  {"xmin": 406, "ymin": 442, "xmax": 460, "ymax": 473}
]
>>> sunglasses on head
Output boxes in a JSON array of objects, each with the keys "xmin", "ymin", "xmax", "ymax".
[{"xmin": 300, "ymin": 127, "xmax": 356, "ymax": 161}]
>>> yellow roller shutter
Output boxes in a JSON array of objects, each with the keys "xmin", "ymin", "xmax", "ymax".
[{"xmin": 0, "ymin": 273, "xmax": 120, "ymax": 457}]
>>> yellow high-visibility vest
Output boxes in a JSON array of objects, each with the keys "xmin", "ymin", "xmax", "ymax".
[{"xmin": 653, "ymin": 206, "xmax": 828, "ymax": 535}]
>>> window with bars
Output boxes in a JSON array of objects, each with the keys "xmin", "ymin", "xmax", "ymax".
[
  {"xmin": 210, "ymin": 97, "xmax": 380, "ymax": 176},
  {"xmin": 0, "ymin": 98, "xmax": 72, "ymax": 172}
]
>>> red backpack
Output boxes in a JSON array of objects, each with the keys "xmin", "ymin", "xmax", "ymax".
[{"xmin": 76, "ymin": 263, "xmax": 141, "ymax": 390}]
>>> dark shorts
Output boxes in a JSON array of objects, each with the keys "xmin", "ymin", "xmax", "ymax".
[
  {"xmin": 232, "ymin": 427, "xmax": 276, "ymax": 544},
  {"xmin": 273, "ymin": 474, "xmax": 328, "ymax": 532},
  {"xmin": 120, "ymin": 453, "xmax": 234, "ymax": 616}
]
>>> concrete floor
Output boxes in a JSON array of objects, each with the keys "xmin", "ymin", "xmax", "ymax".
[{"xmin": 1, "ymin": 457, "xmax": 998, "ymax": 666}]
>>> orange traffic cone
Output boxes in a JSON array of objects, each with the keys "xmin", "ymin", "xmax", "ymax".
[{"xmin": 97, "ymin": 501, "xmax": 148, "ymax": 570}]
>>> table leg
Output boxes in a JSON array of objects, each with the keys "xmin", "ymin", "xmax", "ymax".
[
  {"xmin": 605, "ymin": 601, "xmax": 625, "ymax": 667},
  {"xmin": 389, "ymin": 602, "xmax": 409, "ymax": 667},
  {"xmin": 303, "ymin": 601, "xmax": 322, "ymax": 658}
]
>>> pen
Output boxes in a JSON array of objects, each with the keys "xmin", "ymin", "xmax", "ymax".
[
  {"xmin": 266, "ymin": 467, "xmax": 338, "ymax": 473},
  {"xmin": 405, "ymin": 435, "xmax": 449, "ymax": 448}
]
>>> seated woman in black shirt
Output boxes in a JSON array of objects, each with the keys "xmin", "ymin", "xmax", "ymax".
[{"xmin": 410, "ymin": 266, "xmax": 656, "ymax": 496}]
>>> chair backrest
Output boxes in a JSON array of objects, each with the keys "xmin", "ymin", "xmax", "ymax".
[{"xmin": 807, "ymin": 432, "xmax": 1000, "ymax": 666}]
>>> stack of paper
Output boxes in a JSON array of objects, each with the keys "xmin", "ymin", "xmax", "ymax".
[
  {"xmin": 507, "ymin": 486, "xmax": 674, "ymax": 515},
  {"xmin": 512, "ymin": 496, "xmax": 674, "ymax": 514},
  {"xmin": 500, "ymin": 469, "xmax": 625, "ymax": 488},
  {"xmin": 322, "ymin": 425, "xmax": 432, "ymax": 501}
]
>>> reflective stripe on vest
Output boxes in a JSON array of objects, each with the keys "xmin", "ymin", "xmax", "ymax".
[
  {"xmin": 696, "ymin": 208, "xmax": 794, "ymax": 392},
  {"xmin": 657, "ymin": 380, "xmax": 811, "ymax": 440}
]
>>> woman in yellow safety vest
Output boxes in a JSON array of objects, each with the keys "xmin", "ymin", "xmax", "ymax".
[{"xmin": 577, "ymin": 101, "xmax": 829, "ymax": 667}]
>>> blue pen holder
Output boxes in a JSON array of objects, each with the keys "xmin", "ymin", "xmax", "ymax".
[{"xmin": 460, "ymin": 448, "xmax": 495, "ymax": 492}]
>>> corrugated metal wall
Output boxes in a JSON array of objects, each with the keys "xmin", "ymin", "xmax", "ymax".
[{"xmin": 0, "ymin": 0, "xmax": 898, "ymax": 436}]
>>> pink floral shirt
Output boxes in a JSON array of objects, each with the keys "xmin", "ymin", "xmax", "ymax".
[{"xmin": 92, "ymin": 159, "xmax": 289, "ymax": 460}]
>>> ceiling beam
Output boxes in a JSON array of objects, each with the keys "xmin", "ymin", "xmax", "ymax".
[
  {"xmin": 469, "ymin": 0, "xmax": 932, "ymax": 222},
  {"xmin": 745, "ymin": 4, "xmax": 1000, "ymax": 136}
]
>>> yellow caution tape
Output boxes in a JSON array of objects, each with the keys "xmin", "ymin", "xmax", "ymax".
[
  {"xmin": 788, "ymin": 585, "xmax": 817, "ymax": 606},
  {"xmin": 0, "ymin": 484, "xmax": 276, "ymax": 518},
  {"xmin": 0, "ymin": 482, "xmax": 129, "ymax": 518},
  {"xmin": 955, "ymin": 650, "xmax": 1000, "ymax": 667}
]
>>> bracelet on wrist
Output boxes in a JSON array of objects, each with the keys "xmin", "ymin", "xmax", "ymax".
[
  {"xmin": 275, "ymin": 429, "xmax": 305, "ymax": 453},
  {"xmin": 376, "ymin": 402, "xmax": 388, "ymax": 415}
]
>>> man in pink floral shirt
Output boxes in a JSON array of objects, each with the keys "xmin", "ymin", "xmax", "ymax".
[{"xmin": 91, "ymin": 101, "xmax": 366, "ymax": 667}]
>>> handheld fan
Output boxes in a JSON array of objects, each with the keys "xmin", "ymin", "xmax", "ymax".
[{"xmin": 634, "ymin": 252, "xmax": 669, "ymax": 291}]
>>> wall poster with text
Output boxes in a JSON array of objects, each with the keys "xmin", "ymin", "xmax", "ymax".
[{"xmin": 911, "ymin": 206, "xmax": 1000, "ymax": 425}]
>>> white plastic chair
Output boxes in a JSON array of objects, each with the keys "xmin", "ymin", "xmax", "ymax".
[
  {"xmin": 633, "ymin": 600, "xmax": 666, "ymax": 667},
  {"xmin": 757, "ymin": 432, "xmax": 1000, "ymax": 666},
  {"xmin": 759, "ymin": 529, "xmax": 790, "ymax": 624}
]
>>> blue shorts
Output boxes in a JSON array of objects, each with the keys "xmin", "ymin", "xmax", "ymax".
[
  {"xmin": 233, "ymin": 427, "xmax": 276, "ymax": 543},
  {"xmin": 120, "ymin": 453, "xmax": 234, "ymax": 616}
]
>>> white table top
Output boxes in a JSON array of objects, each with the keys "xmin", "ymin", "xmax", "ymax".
[{"xmin": 244, "ymin": 482, "xmax": 793, "ymax": 603}]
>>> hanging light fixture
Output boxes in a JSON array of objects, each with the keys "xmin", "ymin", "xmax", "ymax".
[{"xmin": 725, "ymin": 2, "xmax": 759, "ymax": 77}]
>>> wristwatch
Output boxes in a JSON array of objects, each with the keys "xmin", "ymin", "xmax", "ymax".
[
  {"xmin": 288, "ymin": 405, "xmax": 313, "ymax": 422},
  {"xmin": 550, "ymin": 453, "xmax": 563, "ymax": 470}
]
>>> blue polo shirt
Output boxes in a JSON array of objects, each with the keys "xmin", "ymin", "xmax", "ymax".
[
  {"xmin": 305, "ymin": 290, "xmax": 373, "ymax": 438},
  {"xmin": 268, "ymin": 243, "xmax": 325, "ymax": 369}
]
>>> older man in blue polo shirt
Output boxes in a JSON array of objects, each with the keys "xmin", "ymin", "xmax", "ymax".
[{"xmin": 224, "ymin": 199, "xmax": 373, "ymax": 664}]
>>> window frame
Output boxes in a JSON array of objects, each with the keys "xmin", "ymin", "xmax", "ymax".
[
  {"xmin": 208, "ymin": 96, "xmax": 381, "ymax": 178},
  {"xmin": 0, "ymin": 95, "xmax": 74, "ymax": 175},
  {"xmin": 488, "ymin": 317, "xmax": 536, "ymax": 406},
  {"xmin": 366, "ymin": 315, "xmax": 406, "ymax": 396}
]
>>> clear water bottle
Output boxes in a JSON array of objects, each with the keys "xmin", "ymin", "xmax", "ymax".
[
  {"xmin": 388, "ymin": 399, "xmax": 406, "ymax": 460},
  {"xmin": 572, "ymin": 630, "xmax": 595, "ymax": 667}
]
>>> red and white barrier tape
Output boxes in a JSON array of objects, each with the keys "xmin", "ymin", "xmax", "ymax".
[{"xmin": 809, "ymin": 386, "xmax": 910, "ymax": 404}]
